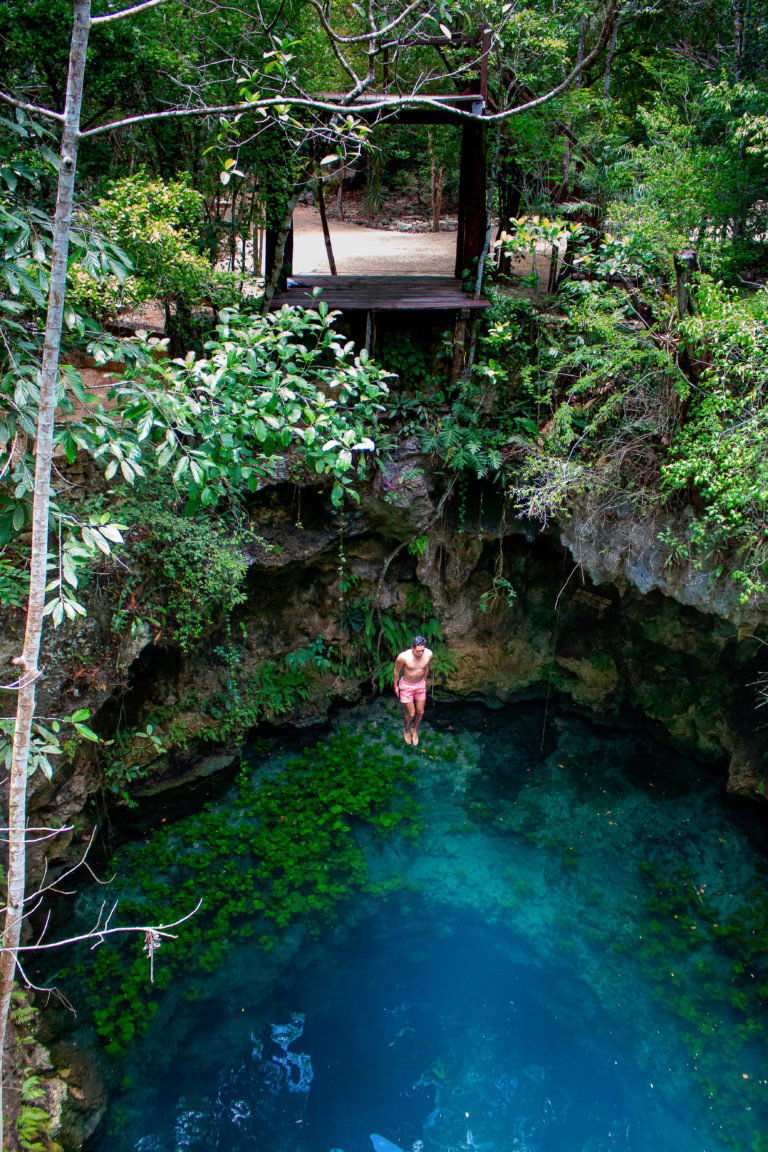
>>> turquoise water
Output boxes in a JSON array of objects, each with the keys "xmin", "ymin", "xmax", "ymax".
[{"xmin": 74, "ymin": 699, "xmax": 767, "ymax": 1152}]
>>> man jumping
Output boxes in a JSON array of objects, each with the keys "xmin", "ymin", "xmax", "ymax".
[{"xmin": 394, "ymin": 635, "xmax": 433, "ymax": 746}]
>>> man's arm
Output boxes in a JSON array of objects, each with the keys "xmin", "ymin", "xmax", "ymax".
[{"xmin": 393, "ymin": 654, "xmax": 404, "ymax": 695}]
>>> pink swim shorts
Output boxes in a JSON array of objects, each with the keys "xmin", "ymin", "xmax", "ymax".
[{"xmin": 398, "ymin": 678, "xmax": 427, "ymax": 704}]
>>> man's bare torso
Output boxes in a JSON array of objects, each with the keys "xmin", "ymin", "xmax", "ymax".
[{"xmin": 396, "ymin": 647, "xmax": 433, "ymax": 683}]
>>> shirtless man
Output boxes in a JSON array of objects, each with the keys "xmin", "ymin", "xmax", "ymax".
[{"xmin": 393, "ymin": 635, "xmax": 434, "ymax": 746}]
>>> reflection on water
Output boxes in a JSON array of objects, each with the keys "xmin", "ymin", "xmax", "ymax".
[{"xmin": 82, "ymin": 700, "xmax": 767, "ymax": 1152}]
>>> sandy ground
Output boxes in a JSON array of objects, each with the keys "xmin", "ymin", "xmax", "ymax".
[{"xmin": 292, "ymin": 204, "xmax": 458, "ymax": 276}]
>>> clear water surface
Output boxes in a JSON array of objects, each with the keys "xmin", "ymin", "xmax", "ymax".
[{"xmin": 78, "ymin": 699, "xmax": 768, "ymax": 1152}]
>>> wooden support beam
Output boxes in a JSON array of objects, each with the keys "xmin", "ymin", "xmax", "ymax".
[
  {"xmin": 455, "ymin": 119, "xmax": 487, "ymax": 278},
  {"xmin": 451, "ymin": 307, "xmax": 470, "ymax": 383}
]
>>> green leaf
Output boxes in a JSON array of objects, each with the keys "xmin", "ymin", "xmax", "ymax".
[
  {"xmin": 35, "ymin": 758, "xmax": 53, "ymax": 781},
  {"xmin": 74, "ymin": 723, "xmax": 99, "ymax": 742},
  {"xmin": 136, "ymin": 412, "xmax": 153, "ymax": 442}
]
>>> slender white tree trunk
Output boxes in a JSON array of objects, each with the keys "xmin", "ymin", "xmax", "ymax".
[{"xmin": 0, "ymin": 0, "xmax": 91, "ymax": 1132}]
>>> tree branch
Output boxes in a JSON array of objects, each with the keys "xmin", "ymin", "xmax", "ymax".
[
  {"xmin": 488, "ymin": 0, "xmax": 622, "ymax": 120},
  {"xmin": 3, "ymin": 0, "xmax": 621, "ymax": 141},
  {"xmin": 5, "ymin": 898, "xmax": 203, "ymax": 952},
  {"xmin": 73, "ymin": 0, "xmax": 621, "ymax": 139},
  {"xmin": 307, "ymin": 0, "xmax": 427, "ymax": 45},
  {"xmin": 0, "ymin": 90, "xmax": 63, "ymax": 123},
  {"xmin": 91, "ymin": 0, "xmax": 168, "ymax": 25}
]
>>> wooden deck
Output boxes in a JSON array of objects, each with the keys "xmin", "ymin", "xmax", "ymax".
[{"xmin": 269, "ymin": 275, "xmax": 490, "ymax": 312}]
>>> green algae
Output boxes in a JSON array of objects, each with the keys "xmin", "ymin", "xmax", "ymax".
[
  {"xmin": 75, "ymin": 724, "xmax": 422, "ymax": 1056},
  {"xmin": 627, "ymin": 859, "xmax": 768, "ymax": 1149}
]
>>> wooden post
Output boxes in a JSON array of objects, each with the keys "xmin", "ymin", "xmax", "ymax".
[
  {"xmin": 451, "ymin": 308, "xmax": 470, "ymax": 383},
  {"xmin": 455, "ymin": 26, "xmax": 488, "ymax": 279},
  {"xmin": 365, "ymin": 311, "xmax": 377, "ymax": 357},
  {"xmin": 455, "ymin": 119, "xmax": 487, "ymax": 278}
]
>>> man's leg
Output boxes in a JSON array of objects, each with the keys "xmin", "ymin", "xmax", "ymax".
[
  {"xmin": 411, "ymin": 697, "xmax": 426, "ymax": 745},
  {"xmin": 403, "ymin": 700, "xmax": 416, "ymax": 743}
]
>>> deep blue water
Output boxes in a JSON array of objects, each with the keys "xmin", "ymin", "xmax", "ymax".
[
  {"xmin": 112, "ymin": 905, "xmax": 666, "ymax": 1152},
  {"xmin": 79, "ymin": 700, "xmax": 768, "ymax": 1152}
]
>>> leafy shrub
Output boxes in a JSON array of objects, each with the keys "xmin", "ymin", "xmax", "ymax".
[
  {"xmin": 0, "ymin": 548, "xmax": 27, "ymax": 607},
  {"xmin": 105, "ymin": 303, "xmax": 391, "ymax": 511},
  {"xmin": 124, "ymin": 506, "xmax": 250, "ymax": 651},
  {"xmin": 660, "ymin": 278, "xmax": 768, "ymax": 599},
  {"xmin": 81, "ymin": 172, "xmax": 231, "ymax": 319}
]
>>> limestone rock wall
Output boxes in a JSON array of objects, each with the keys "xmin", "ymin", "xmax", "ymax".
[
  {"xmin": 3, "ymin": 457, "xmax": 767, "ymax": 864},
  {"xmin": 90, "ymin": 469, "xmax": 768, "ymax": 807}
]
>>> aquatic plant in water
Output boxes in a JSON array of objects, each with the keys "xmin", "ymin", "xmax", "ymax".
[
  {"xmin": 71, "ymin": 725, "xmax": 422, "ymax": 1056},
  {"xmin": 629, "ymin": 860, "xmax": 768, "ymax": 1148}
]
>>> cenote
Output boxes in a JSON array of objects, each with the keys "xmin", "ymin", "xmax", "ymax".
[{"xmin": 50, "ymin": 698, "xmax": 768, "ymax": 1152}]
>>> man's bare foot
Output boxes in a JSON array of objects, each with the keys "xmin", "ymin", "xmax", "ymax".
[
  {"xmin": 404, "ymin": 728, "xmax": 412, "ymax": 744},
  {"xmin": 412, "ymin": 730, "xmax": 419, "ymax": 746}
]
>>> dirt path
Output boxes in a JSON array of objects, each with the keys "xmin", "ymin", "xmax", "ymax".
[{"xmin": 292, "ymin": 204, "xmax": 458, "ymax": 276}]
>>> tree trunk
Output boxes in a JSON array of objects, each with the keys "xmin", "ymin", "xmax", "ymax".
[
  {"xmin": 575, "ymin": 16, "xmax": 587, "ymax": 91},
  {"xmin": 242, "ymin": 182, "xmax": 259, "ymax": 275},
  {"xmin": 261, "ymin": 190, "xmax": 301, "ymax": 312},
  {"xmin": 495, "ymin": 164, "xmax": 523, "ymax": 277},
  {"xmin": 674, "ymin": 248, "xmax": 707, "ymax": 384},
  {"xmin": 166, "ymin": 297, "xmax": 194, "ymax": 358},
  {"xmin": 547, "ymin": 243, "xmax": 560, "ymax": 293},
  {"xmin": 315, "ymin": 180, "xmax": 337, "ymax": 275},
  {"xmin": 228, "ymin": 184, "xmax": 238, "ymax": 271},
  {"xmin": 603, "ymin": 10, "xmax": 621, "ymax": 97},
  {"xmin": 428, "ymin": 129, "xmax": 444, "ymax": 233},
  {"xmin": 674, "ymin": 248, "xmax": 700, "ymax": 319},
  {"xmin": 0, "ymin": 0, "xmax": 91, "ymax": 1134},
  {"xmin": 733, "ymin": 0, "xmax": 746, "ymax": 80}
]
